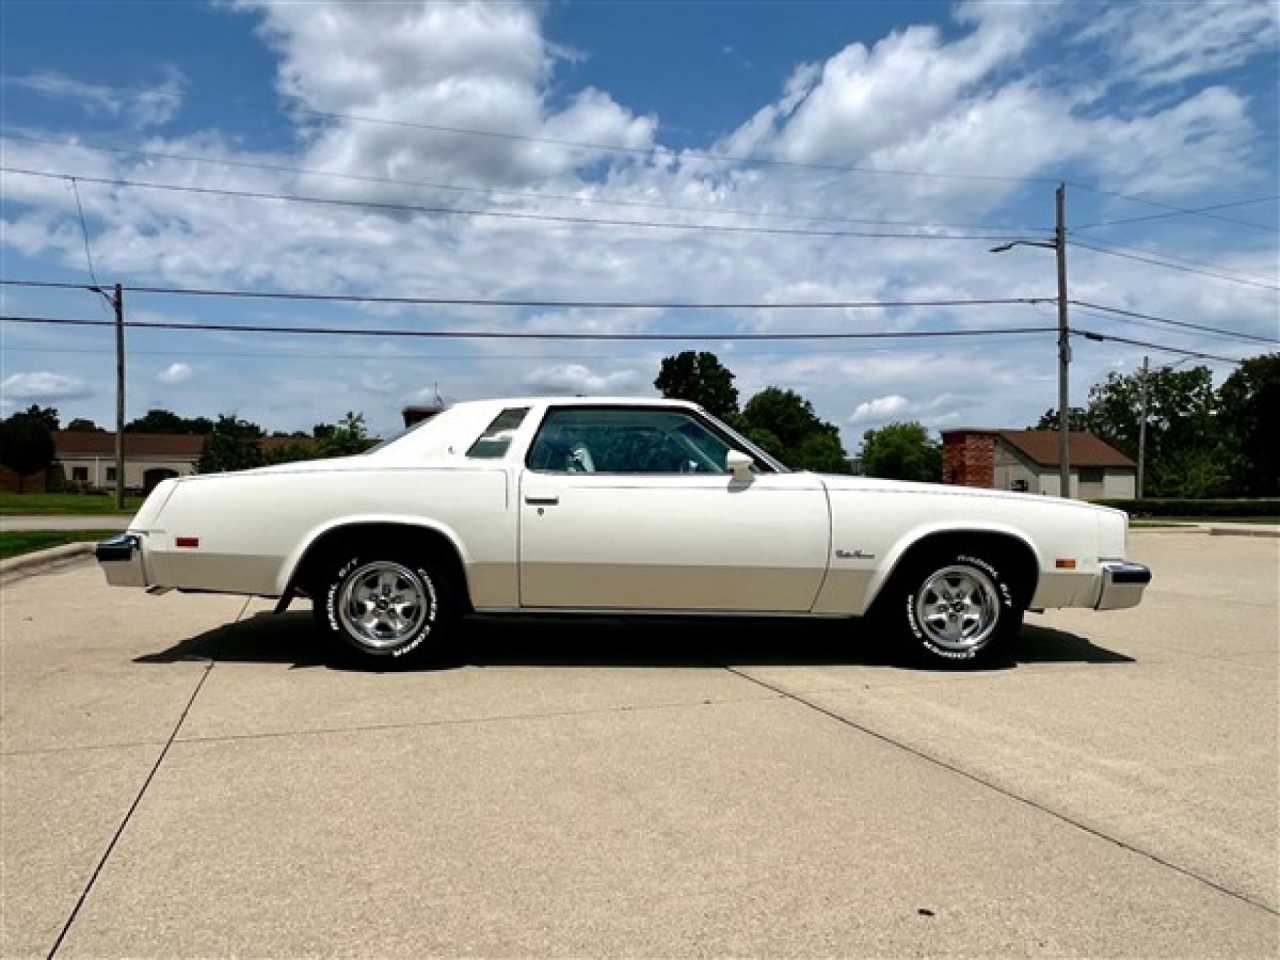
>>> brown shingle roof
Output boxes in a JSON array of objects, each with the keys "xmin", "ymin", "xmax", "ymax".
[
  {"xmin": 997, "ymin": 430, "xmax": 1135, "ymax": 469},
  {"xmin": 53, "ymin": 431, "xmax": 206, "ymax": 458}
]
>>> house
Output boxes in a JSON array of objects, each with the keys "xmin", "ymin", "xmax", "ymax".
[
  {"xmin": 402, "ymin": 402, "xmax": 446, "ymax": 427},
  {"xmin": 52, "ymin": 431, "xmax": 205, "ymax": 494},
  {"xmin": 48, "ymin": 432, "xmax": 325, "ymax": 494},
  {"xmin": 942, "ymin": 428, "xmax": 1136, "ymax": 500}
]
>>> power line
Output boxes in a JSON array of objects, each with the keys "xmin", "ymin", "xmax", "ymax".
[
  {"xmin": 0, "ymin": 280, "xmax": 1049, "ymax": 311},
  {"xmin": 1, "ymin": 314, "xmax": 1057, "ymax": 342},
  {"xmin": 1068, "ymin": 238, "xmax": 1280, "ymax": 291},
  {"xmin": 1073, "ymin": 329, "xmax": 1245, "ymax": 365},
  {"xmin": 1067, "ymin": 180, "xmax": 1280, "ymax": 234},
  {"xmin": 1068, "ymin": 236, "xmax": 1279, "ymax": 288},
  {"xmin": 1071, "ymin": 194, "xmax": 1280, "ymax": 232},
  {"xmin": 2, "ymin": 132, "xmax": 1050, "ymax": 236},
  {"xmin": 1069, "ymin": 299, "xmax": 1280, "ymax": 345},
  {"xmin": 8, "ymin": 88, "xmax": 1059, "ymax": 187},
  {"xmin": 1071, "ymin": 304, "xmax": 1271, "ymax": 346},
  {"xmin": 0, "ymin": 341, "xmax": 993, "ymax": 361},
  {"xmin": 1, "ymin": 167, "xmax": 1021, "ymax": 241}
]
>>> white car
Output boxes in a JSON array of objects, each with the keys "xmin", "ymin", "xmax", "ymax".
[{"xmin": 97, "ymin": 397, "xmax": 1150, "ymax": 668}]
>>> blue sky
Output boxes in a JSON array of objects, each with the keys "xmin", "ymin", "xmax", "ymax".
[{"xmin": 2, "ymin": 0, "xmax": 1277, "ymax": 449}]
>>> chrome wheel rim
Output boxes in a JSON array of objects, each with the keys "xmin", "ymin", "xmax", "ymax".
[
  {"xmin": 337, "ymin": 561, "xmax": 432, "ymax": 651},
  {"xmin": 914, "ymin": 564, "xmax": 1000, "ymax": 652}
]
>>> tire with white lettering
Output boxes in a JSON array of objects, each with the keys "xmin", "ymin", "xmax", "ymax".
[
  {"xmin": 892, "ymin": 550, "xmax": 1024, "ymax": 667},
  {"xmin": 314, "ymin": 550, "xmax": 454, "ymax": 667}
]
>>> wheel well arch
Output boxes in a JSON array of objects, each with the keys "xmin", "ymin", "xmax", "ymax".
[
  {"xmin": 870, "ymin": 530, "xmax": 1040, "ymax": 614},
  {"xmin": 287, "ymin": 522, "xmax": 473, "ymax": 613}
]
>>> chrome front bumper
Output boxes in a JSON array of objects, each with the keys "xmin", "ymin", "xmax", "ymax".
[
  {"xmin": 1095, "ymin": 560, "xmax": 1152, "ymax": 611},
  {"xmin": 96, "ymin": 533, "xmax": 145, "ymax": 588}
]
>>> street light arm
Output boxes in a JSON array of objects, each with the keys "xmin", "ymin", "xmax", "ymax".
[
  {"xmin": 989, "ymin": 183, "xmax": 1071, "ymax": 498},
  {"xmin": 989, "ymin": 239, "xmax": 1059, "ymax": 253}
]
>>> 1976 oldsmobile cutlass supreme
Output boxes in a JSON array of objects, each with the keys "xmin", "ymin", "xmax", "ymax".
[{"xmin": 98, "ymin": 397, "xmax": 1150, "ymax": 668}]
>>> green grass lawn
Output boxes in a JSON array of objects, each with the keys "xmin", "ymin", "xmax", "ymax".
[
  {"xmin": 0, "ymin": 493, "xmax": 142, "ymax": 516},
  {"xmin": 0, "ymin": 530, "xmax": 118, "ymax": 561}
]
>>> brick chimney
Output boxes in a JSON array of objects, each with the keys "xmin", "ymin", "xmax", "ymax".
[{"xmin": 942, "ymin": 429, "xmax": 997, "ymax": 489}]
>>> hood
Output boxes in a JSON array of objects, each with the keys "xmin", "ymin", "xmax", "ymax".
[{"xmin": 818, "ymin": 474, "xmax": 1123, "ymax": 517}]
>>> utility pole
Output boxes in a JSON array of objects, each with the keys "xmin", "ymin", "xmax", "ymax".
[
  {"xmin": 990, "ymin": 182, "xmax": 1072, "ymax": 498},
  {"xmin": 1137, "ymin": 355, "xmax": 1149, "ymax": 500},
  {"xmin": 1054, "ymin": 183, "xmax": 1070, "ymax": 499},
  {"xmin": 113, "ymin": 283, "xmax": 125, "ymax": 511}
]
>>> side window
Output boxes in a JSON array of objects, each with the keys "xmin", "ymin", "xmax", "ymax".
[
  {"xmin": 527, "ymin": 408, "xmax": 737, "ymax": 474},
  {"xmin": 465, "ymin": 407, "xmax": 528, "ymax": 459}
]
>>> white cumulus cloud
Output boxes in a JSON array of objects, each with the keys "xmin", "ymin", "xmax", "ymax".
[
  {"xmin": 849, "ymin": 395, "xmax": 910, "ymax": 423},
  {"xmin": 1, "ymin": 372, "xmax": 92, "ymax": 402},
  {"xmin": 157, "ymin": 362, "xmax": 194, "ymax": 385},
  {"xmin": 522, "ymin": 363, "xmax": 641, "ymax": 395}
]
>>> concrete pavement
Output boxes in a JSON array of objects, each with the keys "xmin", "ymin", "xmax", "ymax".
[{"xmin": 1, "ymin": 531, "xmax": 1276, "ymax": 957}]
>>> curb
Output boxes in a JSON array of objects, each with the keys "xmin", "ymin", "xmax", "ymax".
[
  {"xmin": 1131, "ymin": 524, "xmax": 1280, "ymax": 538},
  {"xmin": 0, "ymin": 542, "xmax": 96, "ymax": 577},
  {"xmin": 1208, "ymin": 526, "xmax": 1280, "ymax": 539}
]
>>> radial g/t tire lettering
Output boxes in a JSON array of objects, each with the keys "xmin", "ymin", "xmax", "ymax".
[
  {"xmin": 313, "ymin": 550, "xmax": 454, "ymax": 667},
  {"xmin": 893, "ymin": 550, "xmax": 1024, "ymax": 667}
]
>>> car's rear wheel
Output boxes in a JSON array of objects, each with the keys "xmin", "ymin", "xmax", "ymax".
[
  {"xmin": 314, "ymin": 550, "xmax": 454, "ymax": 667},
  {"xmin": 890, "ymin": 550, "xmax": 1024, "ymax": 667}
]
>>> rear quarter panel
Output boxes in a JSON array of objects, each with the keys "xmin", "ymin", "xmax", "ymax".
[{"xmin": 143, "ymin": 464, "xmax": 514, "ymax": 602}]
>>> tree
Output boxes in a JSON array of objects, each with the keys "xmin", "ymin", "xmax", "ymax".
[
  {"xmin": 654, "ymin": 351, "xmax": 739, "ymax": 418},
  {"xmin": 860, "ymin": 422, "xmax": 941, "ymax": 482},
  {"xmin": 65, "ymin": 418, "xmax": 104, "ymax": 432},
  {"xmin": 0, "ymin": 412, "xmax": 56, "ymax": 492},
  {"xmin": 1085, "ymin": 365, "xmax": 1220, "ymax": 497},
  {"xmin": 1046, "ymin": 365, "xmax": 1224, "ymax": 497},
  {"xmin": 740, "ymin": 386, "xmax": 849, "ymax": 473},
  {"xmin": 1217, "ymin": 352, "xmax": 1280, "ymax": 496},
  {"xmin": 264, "ymin": 440, "xmax": 320, "ymax": 465},
  {"xmin": 1030, "ymin": 407, "xmax": 1089, "ymax": 432},
  {"xmin": 317, "ymin": 412, "xmax": 376, "ymax": 457},
  {"xmin": 126, "ymin": 409, "xmax": 213, "ymax": 434},
  {"xmin": 196, "ymin": 415, "xmax": 265, "ymax": 474},
  {"xmin": 19, "ymin": 405, "xmax": 59, "ymax": 430}
]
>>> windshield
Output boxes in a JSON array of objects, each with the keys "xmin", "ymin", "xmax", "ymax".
[{"xmin": 699, "ymin": 410, "xmax": 790, "ymax": 473}]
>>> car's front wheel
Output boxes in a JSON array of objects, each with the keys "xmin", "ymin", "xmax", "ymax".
[
  {"xmin": 890, "ymin": 550, "xmax": 1024, "ymax": 667},
  {"xmin": 314, "ymin": 551, "xmax": 453, "ymax": 667}
]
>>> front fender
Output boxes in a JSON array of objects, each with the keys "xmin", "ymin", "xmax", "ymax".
[{"xmin": 861, "ymin": 523, "xmax": 1042, "ymax": 612}]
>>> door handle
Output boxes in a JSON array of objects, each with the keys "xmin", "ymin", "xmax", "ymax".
[{"xmin": 524, "ymin": 495, "xmax": 560, "ymax": 506}]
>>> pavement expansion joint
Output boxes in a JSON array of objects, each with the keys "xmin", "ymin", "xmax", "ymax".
[
  {"xmin": 171, "ymin": 692, "xmax": 787, "ymax": 747},
  {"xmin": 42, "ymin": 598, "xmax": 242, "ymax": 959},
  {"xmin": 719, "ymin": 663, "xmax": 1280, "ymax": 920}
]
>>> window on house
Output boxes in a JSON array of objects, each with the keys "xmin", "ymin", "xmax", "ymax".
[
  {"xmin": 1079, "ymin": 467, "xmax": 1104, "ymax": 484},
  {"xmin": 106, "ymin": 467, "xmax": 118, "ymax": 483},
  {"xmin": 72, "ymin": 467, "xmax": 89, "ymax": 482}
]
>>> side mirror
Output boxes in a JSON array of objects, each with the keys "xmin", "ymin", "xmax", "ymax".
[{"xmin": 726, "ymin": 449, "xmax": 754, "ymax": 480}]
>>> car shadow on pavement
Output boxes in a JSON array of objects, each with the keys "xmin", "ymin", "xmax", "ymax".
[
  {"xmin": 136, "ymin": 609, "xmax": 1133, "ymax": 672},
  {"xmin": 135, "ymin": 611, "xmax": 326, "ymax": 668}
]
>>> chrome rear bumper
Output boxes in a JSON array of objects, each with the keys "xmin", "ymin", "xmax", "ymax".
[{"xmin": 96, "ymin": 533, "xmax": 145, "ymax": 588}]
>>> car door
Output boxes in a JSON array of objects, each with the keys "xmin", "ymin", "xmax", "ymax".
[{"xmin": 518, "ymin": 405, "xmax": 830, "ymax": 612}]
